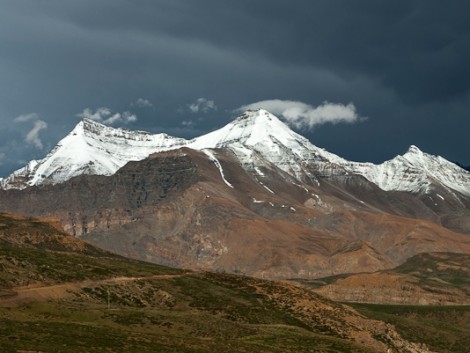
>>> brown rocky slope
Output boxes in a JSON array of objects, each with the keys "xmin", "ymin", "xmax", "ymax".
[{"xmin": 311, "ymin": 252, "xmax": 470, "ymax": 305}]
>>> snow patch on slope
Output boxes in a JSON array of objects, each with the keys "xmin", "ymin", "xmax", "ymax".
[{"xmin": 202, "ymin": 149, "xmax": 234, "ymax": 188}]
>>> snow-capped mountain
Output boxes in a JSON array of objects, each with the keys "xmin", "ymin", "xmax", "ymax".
[
  {"xmin": 346, "ymin": 145, "xmax": 470, "ymax": 197},
  {"xmin": 1, "ymin": 109, "xmax": 470, "ymax": 279},
  {"xmin": 1, "ymin": 109, "xmax": 469, "ymax": 198},
  {"xmin": 0, "ymin": 109, "xmax": 344, "ymax": 189},
  {"xmin": 0, "ymin": 119, "xmax": 186, "ymax": 189},
  {"xmin": 189, "ymin": 109, "xmax": 347, "ymax": 183}
]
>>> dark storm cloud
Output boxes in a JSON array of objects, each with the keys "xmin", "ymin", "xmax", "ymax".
[
  {"xmin": 55, "ymin": 0, "xmax": 469, "ymax": 103},
  {"xmin": 1, "ymin": 0, "xmax": 469, "ymax": 176}
]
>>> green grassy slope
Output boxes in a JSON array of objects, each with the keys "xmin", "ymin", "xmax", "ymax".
[
  {"xmin": 0, "ymin": 245, "xmax": 379, "ymax": 353},
  {"xmin": 351, "ymin": 304, "xmax": 470, "ymax": 353}
]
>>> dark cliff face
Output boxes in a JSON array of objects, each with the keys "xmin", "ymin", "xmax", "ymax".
[{"xmin": 0, "ymin": 150, "xmax": 200, "ymax": 235}]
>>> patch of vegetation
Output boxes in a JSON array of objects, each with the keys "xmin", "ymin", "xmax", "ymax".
[
  {"xmin": 351, "ymin": 303, "xmax": 470, "ymax": 353},
  {"xmin": 169, "ymin": 274, "xmax": 308, "ymax": 329},
  {"xmin": 393, "ymin": 252, "xmax": 470, "ymax": 288},
  {"xmin": 0, "ymin": 299, "xmax": 378, "ymax": 353},
  {"xmin": 0, "ymin": 242, "xmax": 182, "ymax": 288}
]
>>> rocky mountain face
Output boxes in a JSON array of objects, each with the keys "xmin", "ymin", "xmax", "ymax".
[{"xmin": 0, "ymin": 109, "xmax": 469, "ymax": 279}]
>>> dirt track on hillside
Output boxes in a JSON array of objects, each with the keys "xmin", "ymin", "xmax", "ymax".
[{"xmin": 0, "ymin": 274, "xmax": 184, "ymax": 307}]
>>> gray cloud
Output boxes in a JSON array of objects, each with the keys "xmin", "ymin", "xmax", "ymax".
[{"xmin": 0, "ymin": 0, "xmax": 469, "ymax": 176}]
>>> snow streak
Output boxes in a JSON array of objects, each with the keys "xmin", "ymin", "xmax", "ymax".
[{"xmin": 202, "ymin": 149, "xmax": 234, "ymax": 189}]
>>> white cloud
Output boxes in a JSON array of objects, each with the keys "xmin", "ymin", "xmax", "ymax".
[
  {"xmin": 189, "ymin": 98, "xmax": 217, "ymax": 113},
  {"xmin": 13, "ymin": 113, "xmax": 39, "ymax": 123},
  {"xmin": 103, "ymin": 111, "xmax": 137, "ymax": 125},
  {"xmin": 236, "ymin": 99, "xmax": 363, "ymax": 130},
  {"xmin": 77, "ymin": 107, "xmax": 111, "ymax": 121},
  {"xmin": 25, "ymin": 120, "xmax": 48, "ymax": 149},
  {"xmin": 13, "ymin": 112, "xmax": 48, "ymax": 149},
  {"xmin": 132, "ymin": 98, "xmax": 154, "ymax": 108},
  {"xmin": 77, "ymin": 107, "xmax": 137, "ymax": 125},
  {"xmin": 181, "ymin": 120, "xmax": 195, "ymax": 128}
]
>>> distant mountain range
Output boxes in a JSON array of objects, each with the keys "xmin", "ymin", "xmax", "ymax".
[
  {"xmin": 2, "ymin": 109, "xmax": 470, "ymax": 198},
  {"xmin": 1, "ymin": 109, "xmax": 469, "ymax": 279}
]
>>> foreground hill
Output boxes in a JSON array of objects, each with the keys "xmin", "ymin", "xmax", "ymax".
[{"xmin": 0, "ymin": 213, "xmax": 434, "ymax": 353}]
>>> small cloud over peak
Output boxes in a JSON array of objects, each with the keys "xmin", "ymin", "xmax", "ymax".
[
  {"xmin": 131, "ymin": 98, "xmax": 154, "ymax": 108},
  {"xmin": 181, "ymin": 120, "xmax": 195, "ymax": 128},
  {"xmin": 26, "ymin": 120, "xmax": 48, "ymax": 149},
  {"xmin": 77, "ymin": 107, "xmax": 137, "ymax": 125},
  {"xmin": 13, "ymin": 112, "xmax": 48, "ymax": 150},
  {"xmin": 76, "ymin": 107, "xmax": 111, "ymax": 122},
  {"xmin": 236, "ymin": 99, "xmax": 364, "ymax": 130},
  {"xmin": 189, "ymin": 98, "xmax": 217, "ymax": 113},
  {"xmin": 13, "ymin": 113, "xmax": 39, "ymax": 123}
]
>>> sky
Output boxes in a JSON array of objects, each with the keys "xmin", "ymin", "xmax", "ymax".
[{"xmin": 1, "ymin": 0, "xmax": 470, "ymax": 176}]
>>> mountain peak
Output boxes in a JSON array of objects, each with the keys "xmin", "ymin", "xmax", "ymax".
[
  {"xmin": 0, "ymin": 118, "xmax": 188, "ymax": 189},
  {"xmin": 72, "ymin": 118, "xmax": 153, "ymax": 139},
  {"xmin": 350, "ymin": 142, "xmax": 470, "ymax": 196},
  {"xmin": 235, "ymin": 108, "xmax": 277, "ymax": 121},
  {"xmin": 400, "ymin": 145, "xmax": 441, "ymax": 168},
  {"xmin": 401, "ymin": 145, "xmax": 428, "ymax": 164},
  {"xmin": 189, "ymin": 109, "xmax": 302, "ymax": 150},
  {"xmin": 73, "ymin": 118, "xmax": 105, "ymax": 133},
  {"xmin": 229, "ymin": 109, "xmax": 285, "ymax": 131},
  {"xmin": 188, "ymin": 109, "xmax": 338, "ymax": 182},
  {"xmin": 405, "ymin": 145, "xmax": 423, "ymax": 154}
]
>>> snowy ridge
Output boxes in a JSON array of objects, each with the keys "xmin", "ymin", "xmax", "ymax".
[
  {"xmin": 345, "ymin": 145, "xmax": 470, "ymax": 196},
  {"xmin": 0, "ymin": 119, "xmax": 187, "ymax": 189},
  {"xmin": 1, "ymin": 110, "xmax": 470, "ymax": 198}
]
